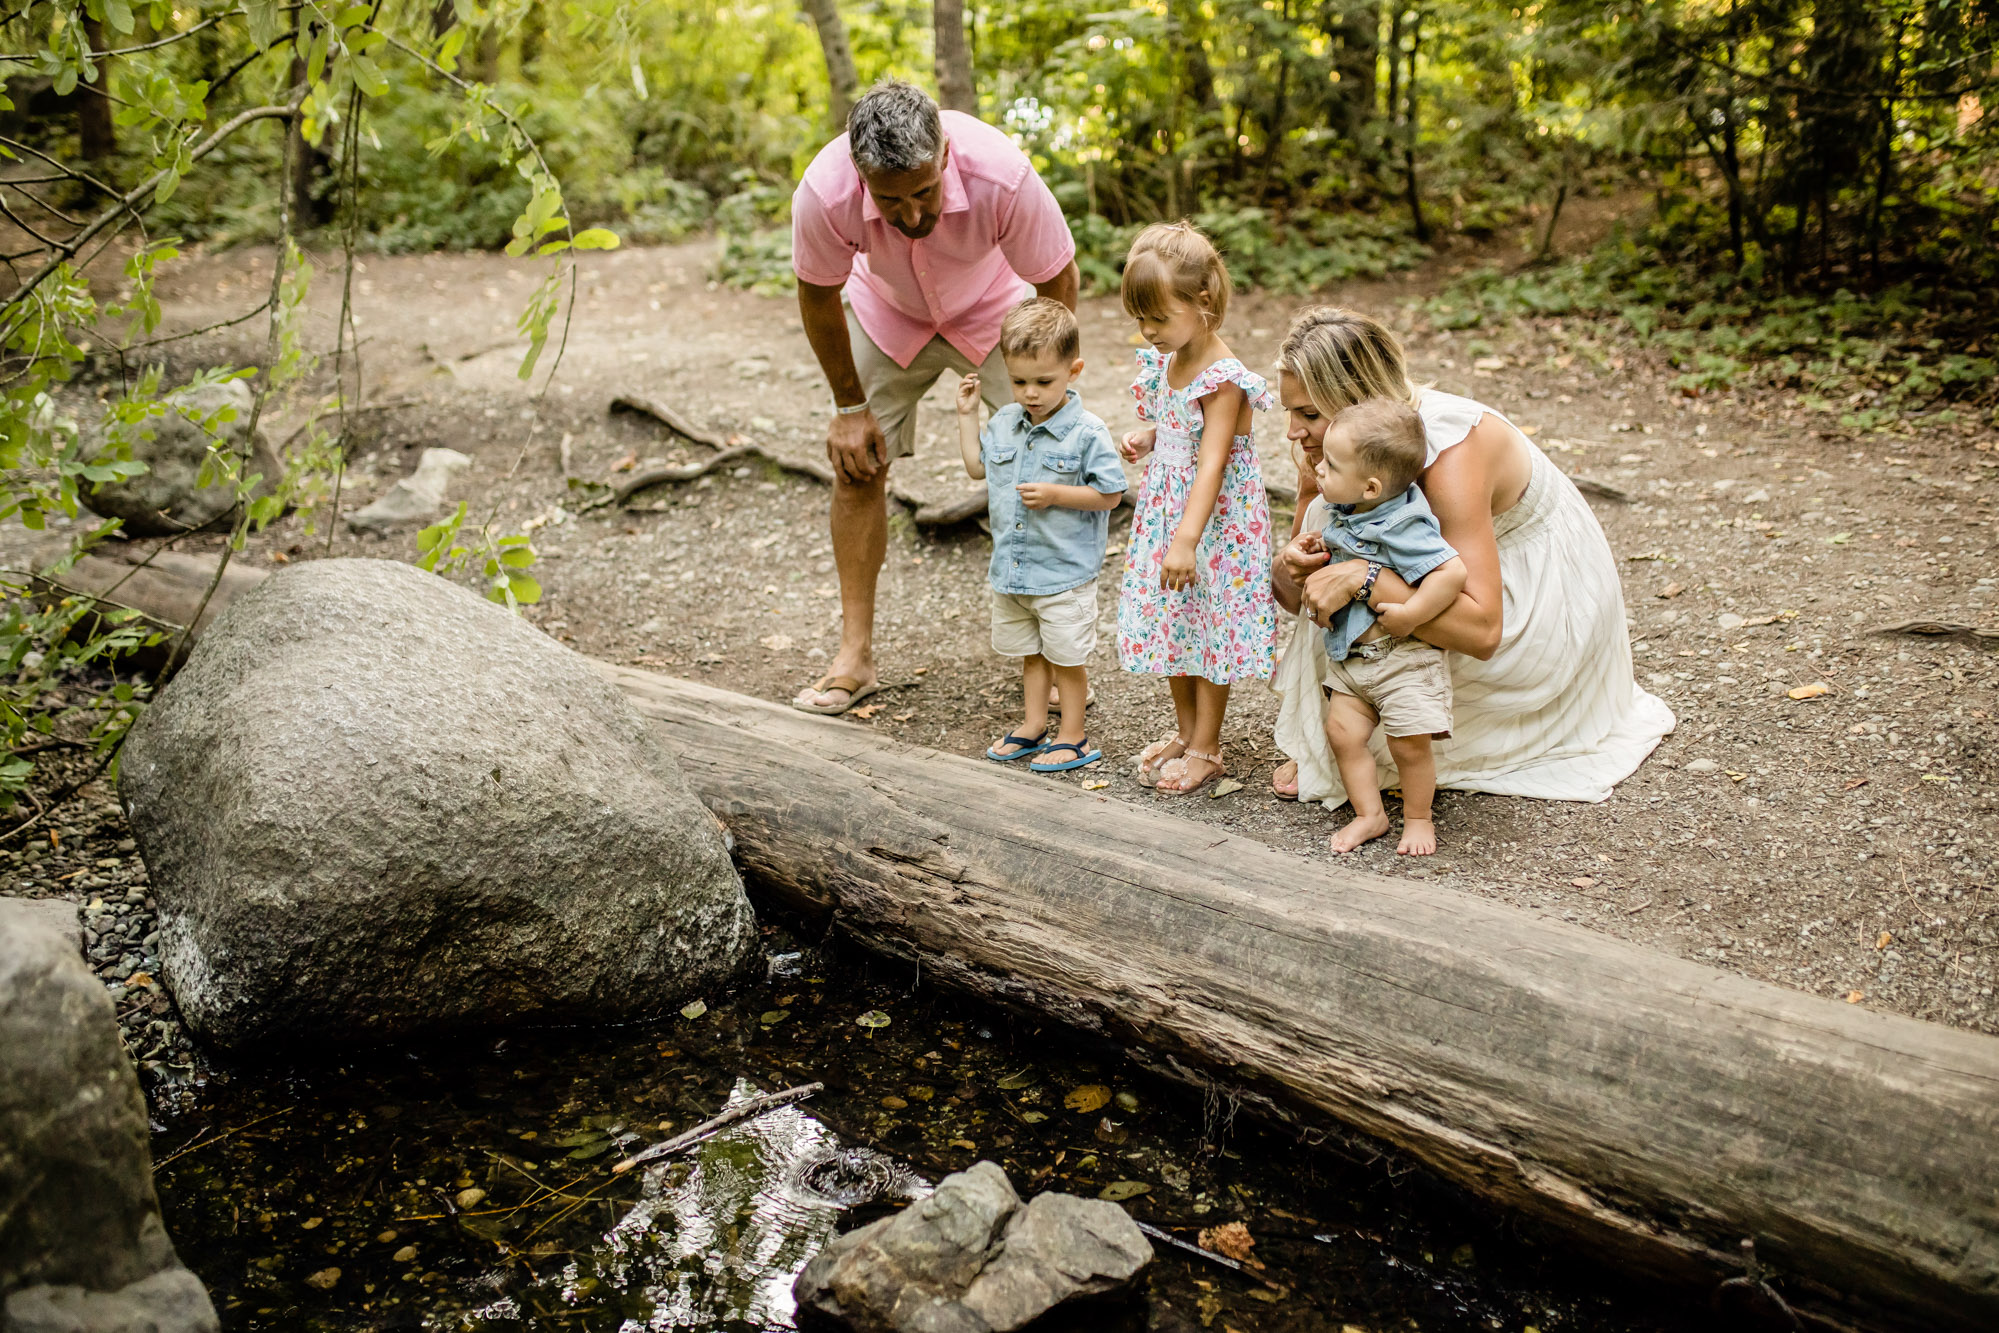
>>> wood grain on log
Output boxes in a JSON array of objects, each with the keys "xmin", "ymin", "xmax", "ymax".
[{"xmin": 605, "ymin": 665, "xmax": 1999, "ymax": 1333}]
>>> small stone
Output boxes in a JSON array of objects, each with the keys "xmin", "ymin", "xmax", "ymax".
[
  {"xmin": 376, "ymin": 1230, "xmax": 397, "ymax": 1244},
  {"xmin": 1685, "ymin": 758, "xmax": 1721, "ymax": 774},
  {"xmin": 304, "ymin": 1267, "xmax": 340, "ymax": 1290},
  {"xmin": 301, "ymin": 1216, "xmax": 323, "ymax": 1230},
  {"xmin": 1717, "ymin": 612, "xmax": 1746, "ymax": 631},
  {"xmin": 454, "ymin": 1187, "xmax": 486, "ymax": 1210},
  {"xmin": 392, "ymin": 1245, "xmax": 417, "ymax": 1263}
]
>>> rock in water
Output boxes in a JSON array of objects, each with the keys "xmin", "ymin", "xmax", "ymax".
[
  {"xmin": 118, "ymin": 557, "xmax": 756, "ymax": 1051},
  {"xmin": 0, "ymin": 901, "xmax": 219, "ymax": 1332},
  {"xmin": 83, "ymin": 378, "xmax": 283, "ymax": 538},
  {"xmin": 794, "ymin": 1161, "xmax": 1151, "ymax": 1332}
]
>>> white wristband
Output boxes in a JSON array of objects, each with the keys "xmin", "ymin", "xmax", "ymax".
[{"xmin": 834, "ymin": 400, "xmax": 871, "ymax": 416}]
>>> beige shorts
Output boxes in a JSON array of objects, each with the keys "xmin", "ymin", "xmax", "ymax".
[
  {"xmin": 991, "ymin": 580, "xmax": 1099, "ymax": 668},
  {"xmin": 847, "ymin": 306, "xmax": 1012, "ymax": 460},
  {"xmin": 1323, "ymin": 638, "xmax": 1454, "ymax": 738}
]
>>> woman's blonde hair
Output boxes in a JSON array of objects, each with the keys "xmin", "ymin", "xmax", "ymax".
[
  {"xmin": 1277, "ymin": 307, "xmax": 1415, "ymax": 415},
  {"xmin": 1121, "ymin": 221, "xmax": 1232, "ymax": 329}
]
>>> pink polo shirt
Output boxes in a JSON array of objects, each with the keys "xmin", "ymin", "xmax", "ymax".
[{"xmin": 791, "ymin": 111, "xmax": 1075, "ymax": 368}]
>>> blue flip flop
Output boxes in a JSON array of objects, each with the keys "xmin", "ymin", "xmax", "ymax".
[
  {"xmin": 986, "ymin": 730, "xmax": 1050, "ymax": 763},
  {"xmin": 1030, "ymin": 739, "xmax": 1103, "ymax": 773}
]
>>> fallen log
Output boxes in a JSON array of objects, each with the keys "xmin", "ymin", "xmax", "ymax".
[{"xmin": 605, "ymin": 665, "xmax": 1999, "ymax": 1333}]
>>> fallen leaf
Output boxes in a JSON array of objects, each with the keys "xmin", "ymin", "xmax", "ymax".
[
  {"xmin": 270, "ymin": 550, "xmax": 290, "ymax": 563},
  {"xmin": 1571, "ymin": 876, "xmax": 1596, "ymax": 888},
  {"xmin": 1199, "ymin": 1221, "xmax": 1262, "ymax": 1266},
  {"xmin": 855, "ymin": 1010, "xmax": 891, "ymax": 1030},
  {"xmin": 850, "ymin": 703, "xmax": 884, "ymax": 719},
  {"xmin": 1082, "ymin": 779, "xmax": 1109, "ymax": 791},
  {"xmin": 1473, "ymin": 355, "xmax": 1507, "ymax": 371},
  {"xmin": 612, "ymin": 451, "xmax": 637, "ymax": 472},
  {"xmin": 759, "ymin": 634, "xmax": 793, "ymax": 652},
  {"xmin": 1921, "ymin": 773, "xmax": 1950, "ymax": 783},
  {"xmin": 1876, "ymin": 932, "xmax": 1892, "ymax": 949},
  {"xmin": 125, "ymin": 972, "xmax": 154, "ymax": 989},
  {"xmin": 906, "ymin": 1085, "xmax": 934, "ymax": 1102},
  {"xmin": 301, "ymin": 1217, "xmax": 324, "ymax": 1230},
  {"xmin": 759, "ymin": 1009, "xmax": 790, "ymax": 1024},
  {"xmin": 997, "ymin": 1069, "xmax": 1037, "ymax": 1090},
  {"xmin": 1843, "ymin": 777, "xmax": 1869, "ymax": 790},
  {"xmin": 1099, "ymin": 1180, "xmax": 1151, "ymax": 1201},
  {"xmin": 1064, "ymin": 1084, "xmax": 1112, "ymax": 1113},
  {"xmin": 1846, "ymin": 991, "xmax": 1865, "ymax": 1004},
  {"xmin": 679, "ymin": 1000, "xmax": 707, "ymax": 1020},
  {"xmin": 305, "ymin": 1268, "xmax": 340, "ymax": 1290},
  {"xmin": 1830, "ymin": 532, "xmax": 1851, "ymax": 544},
  {"xmin": 1657, "ymin": 582, "xmax": 1683, "ymax": 599},
  {"xmin": 1018, "ymin": 1110, "xmax": 1048, "ymax": 1123},
  {"xmin": 1209, "ymin": 778, "xmax": 1244, "ymax": 798},
  {"xmin": 893, "ymin": 710, "xmax": 915, "ymax": 722},
  {"xmin": 950, "ymin": 1139, "xmax": 978, "ymax": 1151},
  {"xmin": 880, "ymin": 1095, "xmax": 907, "ymax": 1109},
  {"xmin": 1725, "ymin": 770, "xmax": 1747, "ymax": 782},
  {"xmin": 1788, "ymin": 682, "xmax": 1831, "ymax": 699}
]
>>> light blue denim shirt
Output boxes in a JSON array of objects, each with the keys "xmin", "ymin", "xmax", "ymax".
[
  {"xmin": 981, "ymin": 390, "xmax": 1128, "ymax": 596},
  {"xmin": 1319, "ymin": 483, "xmax": 1459, "ymax": 660}
]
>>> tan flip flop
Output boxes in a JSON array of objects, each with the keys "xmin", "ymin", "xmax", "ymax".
[{"xmin": 791, "ymin": 674, "xmax": 881, "ymax": 716}]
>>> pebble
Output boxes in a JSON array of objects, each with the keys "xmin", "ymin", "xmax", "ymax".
[{"xmin": 1685, "ymin": 758, "xmax": 1721, "ymax": 774}]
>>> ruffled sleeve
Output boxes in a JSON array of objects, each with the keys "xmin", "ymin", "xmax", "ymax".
[
  {"xmin": 1130, "ymin": 346, "xmax": 1162, "ymax": 423},
  {"xmin": 1414, "ymin": 389, "xmax": 1492, "ymax": 467},
  {"xmin": 1184, "ymin": 357, "xmax": 1276, "ymax": 412}
]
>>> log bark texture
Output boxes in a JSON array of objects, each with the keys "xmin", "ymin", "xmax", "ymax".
[{"xmin": 607, "ymin": 665, "xmax": 1999, "ymax": 1333}]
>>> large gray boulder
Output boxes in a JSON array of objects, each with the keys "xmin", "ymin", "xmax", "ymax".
[
  {"xmin": 794, "ymin": 1162, "xmax": 1151, "ymax": 1332},
  {"xmin": 118, "ymin": 557, "xmax": 757, "ymax": 1052},
  {"xmin": 0, "ymin": 901, "xmax": 219, "ymax": 1332},
  {"xmin": 84, "ymin": 378, "xmax": 284, "ymax": 538}
]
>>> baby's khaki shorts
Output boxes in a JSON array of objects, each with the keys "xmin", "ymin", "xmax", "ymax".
[
  {"xmin": 1323, "ymin": 637, "xmax": 1453, "ymax": 738},
  {"xmin": 990, "ymin": 580, "xmax": 1099, "ymax": 668}
]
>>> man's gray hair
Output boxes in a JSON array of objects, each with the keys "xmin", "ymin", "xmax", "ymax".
[{"xmin": 848, "ymin": 79, "xmax": 944, "ymax": 175}]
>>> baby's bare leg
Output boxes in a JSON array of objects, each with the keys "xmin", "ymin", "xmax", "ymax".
[
  {"xmin": 1323, "ymin": 692, "xmax": 1390, "ymax": 854},
  {"xmin": 1385, "ymin": 732, "xmax": 1438, "ymax": 856}
]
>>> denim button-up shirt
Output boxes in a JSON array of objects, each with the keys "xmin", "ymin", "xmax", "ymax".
[
  {"xmin": 982, "ymin": 391, "xmax": 1128, "ymax": 595},
  {"xmin": 1320, "ymin": 483, "xmax": 1459, "ymax": 660}
]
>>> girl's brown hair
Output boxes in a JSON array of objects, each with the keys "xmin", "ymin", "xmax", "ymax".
[
  {"xmin": 1120, "ymin": 221, "xmax": 1232, "ymax": 329},
  {"xmin": 1277, "ymin": 307, "xmax": 1415, "ymax": 415}
]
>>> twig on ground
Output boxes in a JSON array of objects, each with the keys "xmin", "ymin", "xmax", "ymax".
[
  {"xmin": 153, "ymin": 1107, "xmax": 293, "ymax": 1169},
  {"xmin": 1570, "ymin": 475, "xmax": 1633, "ymax": 503},
  {"xmin": 1135, "ymin": 1220, "xmax": 1284, "ymax": 1290},
  {"xmin": 1870, "ymin": 619, "xmax": 1998, "ymax": 648},
  {"xmin": 611, "ymin": 1082, "xmax": 823, "ymax": 1174},
  {"xmin": 611, "ymin": 392, "xmax": 733, "ymax": 450},
  {"xmin": 589, "ymin": 444, "xmax": 836, "ymax": 511}
]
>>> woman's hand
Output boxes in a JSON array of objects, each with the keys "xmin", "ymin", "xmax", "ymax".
[
  {"xmin": 1278, "ymin": 530, "xmax": 1330, "ymax": 585},
  {"xmin": 1300, "ymin": 557, "xmax": 1372, "ymax": 626},
  {"xmin": 1119, "ymin": 427, "xmax": 1156, "ymax": 463},
  {"xmin": 1160, "ymin": 535, "xmax": 1199, "ymax": 591}
]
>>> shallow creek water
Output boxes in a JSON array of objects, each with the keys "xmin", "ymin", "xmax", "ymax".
[{"xmin": 153, "ymin": 936, "xmax": 1709, "ymax": 1332}]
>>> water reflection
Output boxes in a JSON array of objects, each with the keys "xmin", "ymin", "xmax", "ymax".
[{"xmin": 460, "ymin": 1081, "xmax": 920, "ymax": 1331}]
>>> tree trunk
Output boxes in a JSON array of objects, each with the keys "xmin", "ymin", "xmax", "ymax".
[
  {"xmin": 286, "ymin": 50, "xmax": 332, "ymax": 228},
  {"xmin": 77, "ymin": 17, "xmax": 116, "ymax": 159},
  {"xmin": 1399, "ymin": 11, "xmax": 1428, "ymax": 242},
  {"xmin": 800, "ymin": 0, "xmax": 860, "ymax": 133},
  {"xmin": 607, "ymin": 665, "xmax": 1999, "ymax": 1333},
  {"xmin": 933, "ymin": 0, "xmax": 974, "ymax": 114}
]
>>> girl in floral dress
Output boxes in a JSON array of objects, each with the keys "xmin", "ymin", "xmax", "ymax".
[{"xmin": 1115, "ymin": 223, "xmax": 1279, "ymax": 795}]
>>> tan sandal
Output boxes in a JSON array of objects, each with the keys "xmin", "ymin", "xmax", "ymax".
[
  {"xmin": 790, "ymin": 674, "xmax": 880, "ymax": 716},
  {"xmin": 1157, "ymin": 747, "xmax": 1225, "ymax": 797},
  {"xmin": 1134, "ymin": 732, "xmax": 1187, "ymax": 789}
]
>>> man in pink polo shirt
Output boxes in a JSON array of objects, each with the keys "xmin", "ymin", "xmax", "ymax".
[{"xmin": 789, "ymin": 79, "xmax": 1079, "ymax": 714}]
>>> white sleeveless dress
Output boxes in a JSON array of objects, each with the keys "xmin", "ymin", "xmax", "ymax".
[{"xmin": 1272, "ymin": 391, "xmax": 1675, "ymax": 804}]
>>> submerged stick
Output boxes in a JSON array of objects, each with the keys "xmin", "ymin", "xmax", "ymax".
[
  {"xmin": 611, "ymin": 1081, "xmax": 824, "ymax": 1174},
  {"xmin": 1135, "ymin": 1221, "xmax": 1282, "ymax": 1291}
]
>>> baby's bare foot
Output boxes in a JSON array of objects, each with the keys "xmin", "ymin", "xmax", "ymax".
[
  {"xmin": 1330, "ymin": 811, "xmax": 1391, "ymax": 854},
  {"xmin": 1397, "ymin": 818, "xmax": 1437, "ymax": 856}
]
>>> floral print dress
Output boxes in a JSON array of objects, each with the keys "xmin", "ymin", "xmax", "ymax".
[{"xmin": 1116, "ymin": 348, "xmax": 1279, "ymax": 683}]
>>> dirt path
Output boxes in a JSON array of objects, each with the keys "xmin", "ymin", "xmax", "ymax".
[{"xmin": 35, "ymin": 227, "xmax": 1998, "ymax": 1040}]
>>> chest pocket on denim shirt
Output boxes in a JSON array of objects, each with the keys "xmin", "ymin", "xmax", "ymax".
[
  {"xmin": 987, "ymin": 446, "xmax": 1019, "ymax": 477},
  {"xmin": 1039, "ymin": 453, "xmax": 1081, "ymax": 481}
]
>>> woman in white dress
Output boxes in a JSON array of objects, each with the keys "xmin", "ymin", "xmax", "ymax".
[{"xmin": 1268, "ymin": 307, "xmax": 1674, "ymax": 808}]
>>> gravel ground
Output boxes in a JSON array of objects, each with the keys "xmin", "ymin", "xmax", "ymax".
[{"xmin": 3, "ymin": 227, "xmax": 1993, "ymax": 1087}]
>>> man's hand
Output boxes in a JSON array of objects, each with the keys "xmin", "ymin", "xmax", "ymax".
[
  {"xmin": 828, "ymin": 408, "xmax": 889, "ymax": 484},
  {"xmin": 1278, "ymin": 530, "xmax": 1330, "ymax": 585},
  {"xmin": 955, "ymin": 373, "xmax": 982, "ymax": 417},
  {"xmin": 1160, "ymin": 535, "xmax": 1199, "ymax": 591},
  {"xmin": 1374, "ymin": 602, "xmax": 1422, "ymax": 638},
  {"xmin": 1119, "ymin": 427, "xmax": 1155, "ymax": 463},
  {"xmin": 1016, "ymin": 482, "xmax": 1061, "ymax": 510}
]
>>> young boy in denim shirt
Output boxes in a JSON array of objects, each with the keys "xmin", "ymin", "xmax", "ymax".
[
  {"xmin": 1311, "ymin": 398, "xmax": 1466, "ymax": 856},
  {"xmin": 955, "ymin": 298, "xmax": 1128, "ymax": 773}
]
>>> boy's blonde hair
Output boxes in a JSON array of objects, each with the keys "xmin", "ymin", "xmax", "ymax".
[
  {"xmin": 1330, "ymin": 398, "xmax": 1429, "ymax": 495},
  {"xmin": 1121, "ymin": 221, "xmax": 1232, "ymax": 329},
  {"xmin": 1278, "ymin": 307, "xmax": 1415, "ymax": 415},
  {"xmin": 998, "ymin": 296, "xmax": 1080, "ymax": 362}
]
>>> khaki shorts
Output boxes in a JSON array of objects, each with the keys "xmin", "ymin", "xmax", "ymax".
[
  {"xmin": 1323, "ymin": 637, "xmax": 1454, "ymax": 738},
  {"xmin": 848, "ymin": 306, "xmax": 1012, "ymax": 460},
  {"xmin": 991, "ymin": 580, "xmax": 1099, "ymax": 668}
]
